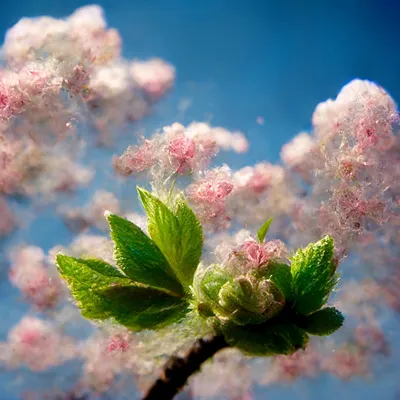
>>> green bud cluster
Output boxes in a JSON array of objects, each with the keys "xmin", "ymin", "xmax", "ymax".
[{"xmin": 193, "ymin": 265, "xmax": 285, "ymax": 326}]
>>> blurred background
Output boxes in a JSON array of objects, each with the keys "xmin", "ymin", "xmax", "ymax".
[{"xmin": 0, "ymin": 1, "xmax": 399, "ymax": 399}]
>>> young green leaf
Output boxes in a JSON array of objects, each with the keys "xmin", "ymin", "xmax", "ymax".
[
  {"xmin": 56, "ymin": 254, "xmax": 129, "ymax": 320},
  {"xmin": 106, "ymin": 212, "xmax": 184, "ymax": 296},
  {"xmin": 295, "ymin": 307, "xmax": 344, "ymax": 336},
  {"xmin": 76, "ymin": 257, "xmax": 127, "ymax": 279},
  {"xmin": 138, "ymin": 188, "xmax": 203, "ymax": 289},
  {"xmin": 137, "ymin": 187, "xmax": 182, "ymax": 275},
  {"xmin": 257, "ymin": 217, "xmax": 273, "ymax": 243},
  {"xmin": 56, "ymin": 254, "xmax": 188, "ymax": 330},
  {"xmin": 97, "ymin": 284, "xmax": 189, "ymax": 330},
  {"xmin": 291, "ymin": 235, "xmax": 338, "ymax": 315},
  {"xmin": 221, "ymin": 319, "xmax": 309, "ymax": 356},
  {"xmin": 175, "ymin": 199, "xmax": 203, "ymax": 287},
  {"xmin": 57, "ymin": 255, "xmax": 128, "ymax": 289}
]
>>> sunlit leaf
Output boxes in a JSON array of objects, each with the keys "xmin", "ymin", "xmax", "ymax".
[
  {"xmin": 296, "ymin": 307, "xmax": 344, "ymax": 336},
  {"xmin": 257, "ymin": 217, "xmax": 273, "ymax": 243},
  {"xmin": 138, "ymin": 188, "xmax": 203, "ymax": 289},
  {"xmin": 175, "ymin": 199, "xmax": 203, "ymax": 287},
  {"xmin": 291, "ymin": 235, "xmax": 338, "ymax": 315},
  {"xmin": 106, "ymin": 212, "xmax": 184, "ymax": 296},
  {"xmin": 56, "ymin": 254, "xmax": 188, "ymax": 330}
]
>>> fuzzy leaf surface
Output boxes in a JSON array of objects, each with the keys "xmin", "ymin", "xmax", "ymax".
[
  {"xmin": 57, "ymin": 254, "xmax": 188, "ymax": 330},
  {"xmin": 296, "ymin": 307, "xmax": 344, "ymax": 336},
  {"xmin": 107, "ymin": 212, "xmax": 184, "ymax": 296},
  {"xmin": 175, "ymin": 199, "xmax": 203, "ymax": 287},
  {"xmin": 291, "ymin": 235, "xmax": 338, "ymax": 315},
  {"xmin": 221, "ymin": 319, "xmax": 309, "ymax": 356},
  {"xmin": 138, "ymin": 188, "xmax": 203, "ymax": 289}
]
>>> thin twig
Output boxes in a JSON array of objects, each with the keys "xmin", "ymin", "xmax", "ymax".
[{"xmin": 143, "ymin": 335, "xmax": 229, "ymax": 400}]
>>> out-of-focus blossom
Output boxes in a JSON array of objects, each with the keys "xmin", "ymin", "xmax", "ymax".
[
  {"xmin": 61, "ymin": 190, "xmax": 120, "ymax": 232},
  {"xmin": 9, "ymin": 246, "xmax": 64, "ymax": 309},
  {"xmin": 0, "ymin": 317, "xmax": 76, "ymax": 371},
  {"xmin": 80, "ymin": 330, "xmax": 135, "ymax": 393},
  {"xmin": 321, "ymin": 347, "xmax": 369, "ymax": 380},
  {"xmin": 0, "ymin": 196, "xmax": 15, "ymax": 237},
  {"xmin": 281, "ymin": 132, "xmax": 315, "ymax": 170},
  {"xmin": 187, "ymin": 166, "xmax": 234, "ymax": 229},
  {"xmin": 130, "ymin": 58, "xmax": 175, "ymax": 99},
  {"xmin": 114, "ymin": 140, "xmax": 155, "ymax": 176},
  {"xmin": 261, "ymin": 348, "xmax": 320, "ymax": 384}
]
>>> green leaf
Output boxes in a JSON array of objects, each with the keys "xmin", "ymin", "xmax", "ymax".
[
  {"xmin": 252, "ymin": 262, "xmax": 293, "ymax": 302},
  {"xmin": 175, "ymin": 199, "xmax": 203, "ymax": 287},
  {"xmin": 138, "ymin": 188, "xmax": 204, "ymax": 290},
  {"xmin": 106, "ymin": 212, "xmax": 184, "ymax": 296},
  {"xmin": 97, "ymin": 284, "xmax": 189, "ymax": 330},
  {"xmin": 257, "ymin": 217, "xmax": 273, "ymax": 243},
  {"xmin": 291, "ymin": 235, "xmax": 338, "ymax": 315},
  {"xmin": 138, "ymin": 188, "xmax": 182, "ymax": 276},
  {"xmin": 78, "ymin": 257, "xmax": 127, "ymax": 279},
  {"xmin": 220, "ymin": 319, "xmax": 309, "ymax": 356},
  {"xmin": 56, "ymin": 254, "xmax": 128, "ymax": 319},
  {"xmin": 296, "ymin": 307, "xmax": 344, "ymax": 336},
  {"xmin": 56, "ymin": 254, "xmax": 188, "ymax": 330},
  {"xmin": 57, "ymin": 255, "xmax": 128, "ymax": 289}
]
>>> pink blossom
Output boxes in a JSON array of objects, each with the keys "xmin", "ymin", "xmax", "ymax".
[
  {"xmin": 18, "ymin": 66, "xmax": 52, "ymax": 96},
  {"xmin": 161, "ymin": 122, "xmax": 219, "ymax": 175},
  {"xmin": 266, "ymin": 349, "xmax": 320, "ymax": 383},
  {"xmin": 81, "ymin": 331, "xmax": 135, "ymax": 393},
  {"xmin": 130, "ymin": 58, "xmax": 175, "ymax": 99},
  {"xmin": 241, "ymin": 240, "xmax": 270, "ymax": 266},
  {"xmin": 3, "ymin": 317, "xmax": 76, "ymax": 371},
  {"xmin": 187, "ymin": 167, "xmax": 234, "ymax": 229},
  {"xmin": 114, "ymin": 140, "xmax": 155, "ymax": 175},
  {"xmin": 194, "ymin": 177, "xmax": 233, "ymax": 204},
  {"xmin": 9, "ymin": 246, "xmax": 64, "ymax": 309},
  {"xmin": 107, "ymin": 334, "xmax": 130, "ymax": 353},
  {"xmin": 186, "ymin": 122, "xmax": 248, "ymax": 154},
  {"xmin": 167, "ymin": 135, "xmax": 196, "ymax": 173},
  {"xmin": 239, "ymin": 239, "xmax": 288, "ymax": 269},
  {"xmin": 234, "ymin": 163, "xmax": 285, "ymax": 195},
  {"xmin": 281, "ymin": 132, "xmax": 314, "ymax": 169},
  {"xmin": 322, "ymin": 347, "xmax": 369, "ymax": 380},
  {"xmin": 0, "ymin": 138, "xmax": 23, "ymax": 194},
  {"xmin": 64, "ymin": 64, "xmax": 89, "ymax": 96},
  {"xmin": 354, "ymin": 323, "xmax": 388, "ymax": 355},
  {"xmin": 226, "ymin": 237, "xmax": 288, "ymax": 272},
  {"xmin": 0, "ymin": 76, "xmax": 25, "ymax": 120}
]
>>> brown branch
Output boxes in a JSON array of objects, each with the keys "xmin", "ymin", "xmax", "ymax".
[{"xmin": 143, "ymin": 335, "xmax": 229, "ymax": 400}]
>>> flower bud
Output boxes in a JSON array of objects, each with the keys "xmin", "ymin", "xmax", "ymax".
[{"xmin": 194, "ymin": 264, "xmax": 285, "ymax": 326}]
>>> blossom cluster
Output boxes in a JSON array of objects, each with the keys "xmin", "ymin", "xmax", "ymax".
[
  {"xmin": 114, "ymin": 122, "xmax": 248, "ymax": 178},
  {"xmin": 286, "ymin": 80, "xmax": 399, "ymax": 255},
  {"xmin": 9, "ymin": 246, "xmax": 64, "ymax": 310},
  {"xmin": 0, "ymin": 5, "xmax": 175, "ymax": 203},
  {"xmin": 0, "ymin": 317, "xmax": 76, "ymax": 371}
]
